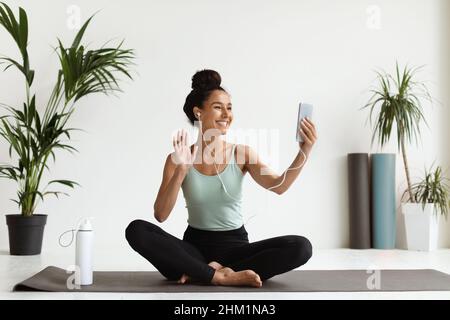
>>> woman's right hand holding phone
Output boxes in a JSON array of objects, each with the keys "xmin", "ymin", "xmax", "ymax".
[{"xmin": 298, "ymin": 117, "xmax": 317, "ymax": 156}]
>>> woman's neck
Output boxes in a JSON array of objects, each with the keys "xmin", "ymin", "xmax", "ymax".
[
  {"xmin": 195, "ymin": 131, "xmax": 227, "ymax": 163},
  {"xmin": 196, "ymin": 130, "xmax": 225, "ymax": 150}
]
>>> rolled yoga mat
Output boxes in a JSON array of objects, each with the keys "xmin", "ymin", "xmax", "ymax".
[
  {"xmin": 347, "ymin": 153, "xmax": 371, "ymax": 249},
  {"xmin": 371, "ymin": 153, "xmax": 396, "ymax": 249}
]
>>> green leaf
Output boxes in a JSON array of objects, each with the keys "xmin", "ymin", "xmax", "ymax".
[
  {"xmin": 43, "ymin": 191, "xmax": 70, "ymax": 199},
  {"xmin": 18, "ymin": 7, "xmax": 28, "ymax": 53},
  {"xmin": 0, "ymin": 56, "xmax": 25, "ymax": 74},
  {"xmin": 47, "ymin": 180, "xmax": 80, "ymax": 188},
  {"xmin": 0, "ymin": 3, "xmax": 33, "ymax": 85},
  {"xmin": 0, "ymin": 3, "xmax": 19, "ymax": 39},
  {"xmin": 71, "ymin": 15, "xmax": 94, "ymax": 49}
]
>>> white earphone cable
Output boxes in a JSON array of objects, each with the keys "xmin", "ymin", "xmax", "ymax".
[
  {"xmin": 197, "ymin": 114, "xmax": 307, "ymax": 226},
  {"xmin": 267, "ymin": 149, "xmax": 307, "ymax": 191},
  {"xmin": 203, "ymin": 141, "xmax": 242, "ymax": 202}
]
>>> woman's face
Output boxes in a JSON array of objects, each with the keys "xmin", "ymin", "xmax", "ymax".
[{"xmin": 196, "ymin": 90, "xmax": 233, "ymax": 135}]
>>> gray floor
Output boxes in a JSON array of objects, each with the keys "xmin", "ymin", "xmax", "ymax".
[{"xmin": 2, "ymin": 249, "xmax": 450, "ymax": 299}]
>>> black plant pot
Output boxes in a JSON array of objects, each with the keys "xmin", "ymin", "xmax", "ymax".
[{"xmin": 6, "ymin": 214, "xmax": 47, "ymax": 256}]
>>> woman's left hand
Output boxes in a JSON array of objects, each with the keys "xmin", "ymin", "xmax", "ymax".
[{"xmin": 298, "ymin": 117, "xmax": 317, "ymax": 155}]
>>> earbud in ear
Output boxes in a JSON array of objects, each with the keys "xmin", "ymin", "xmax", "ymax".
[{"xmin": 197, "ymin": 113, "xmax": 201, "ymax": 119}]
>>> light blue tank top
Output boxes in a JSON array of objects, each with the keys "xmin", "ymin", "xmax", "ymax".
[{"xmin": 181, "ymin": 144, "xmax": 245, "ymax": 231}]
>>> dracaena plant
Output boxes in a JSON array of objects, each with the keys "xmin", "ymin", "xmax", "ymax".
[
  {"xmin": 362, "ymin": 63, "xmax": 433, "ymax": 203},
  {"xmin": 0, "ymin": 3, "xmax": 135, "ymax": 216}
]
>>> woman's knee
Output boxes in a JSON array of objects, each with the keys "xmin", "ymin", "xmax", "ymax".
[
  {"xmin": 286, "ymin": 235, "xmax": 313, "ymax": 267},
  {"xmin": 125, "ymin": 219, "xmax": 153, "ymax": 247}
]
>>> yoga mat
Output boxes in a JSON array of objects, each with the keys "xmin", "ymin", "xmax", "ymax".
[
  {"xmin": 371, "ymin": 154, "xmax": 396, "ymax": 249},
  {"xmin": 13, "ymin": 267, "xmax": 450, "ymax": 292},
  {"xmin": 347, "ymin": 153, "xmax": 371, "ymax": 249}
]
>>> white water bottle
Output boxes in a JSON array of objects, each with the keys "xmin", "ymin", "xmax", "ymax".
[{"xmin": 75, "ymin": 218, "xmax": 94, "ymax": 286}]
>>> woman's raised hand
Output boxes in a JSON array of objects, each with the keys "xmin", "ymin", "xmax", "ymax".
[{"xmin": 172, "ymin": 129, "xmax": 198, "ymax": 169}]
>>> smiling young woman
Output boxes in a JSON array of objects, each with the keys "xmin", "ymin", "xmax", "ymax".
[{"xmin": 126, "ymin": 69, "xmax": 318, "ymax": 287}]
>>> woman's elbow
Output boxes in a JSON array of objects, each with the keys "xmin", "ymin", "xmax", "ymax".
[
  {"xmin": 153, "ymin": 202, "xmax": 167, "ymax": 223},
  {"xmin": 154, "ymin": 211, "xmax": 167, "ymax": 223},
  {"xmin": 155, "ymin": 216, "xmax": 166, "ymax": 223},
  {"xmin": 270, "ymin": 187, "xmax": 286, "ymax": 195}
]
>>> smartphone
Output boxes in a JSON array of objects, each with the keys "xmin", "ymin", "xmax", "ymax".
[{"xmin": 296, "ymin": 103, "xmax": 314, "ymax": 142}]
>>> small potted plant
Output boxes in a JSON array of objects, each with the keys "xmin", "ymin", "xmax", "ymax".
[
  {"xmin": 401, "ymin": 165, "xmax": 450, "ymax": 251},
  {"xmin": 0, "ymin": 3, "xmax": 134, "ymax": 255}
]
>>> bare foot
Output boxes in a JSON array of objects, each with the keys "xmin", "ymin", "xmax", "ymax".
[
  {"xmin": 178, "ymin": 273, "xmax": 190, "ymax": 284},
  {"xmin": 208, "ymin": 261, "xmax": 224, "ymax": 270},
  {"xmin": 211, "ymin": 269, "xmax": 263, "ymax": 288},
  {"xmin": 178, "ymin": 261, "xmax": 225, "ymax": 284},
  {"xmin": 219, "ymin": 267, "xmax": 235, "ymax": 276}
]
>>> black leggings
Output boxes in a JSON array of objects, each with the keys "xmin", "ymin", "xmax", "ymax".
[{"xmin": 125, "ymin": 220, "xmax": 313, "ymax": 283}]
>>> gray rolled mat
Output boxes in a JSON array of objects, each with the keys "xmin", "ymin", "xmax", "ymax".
[
  {"xmin": 13, "ymin": 267, "xmax": 450, "ymax": 292},
  {"xmin": 347, "ymin": 153, "xmax": 371, "ymax": 249}
]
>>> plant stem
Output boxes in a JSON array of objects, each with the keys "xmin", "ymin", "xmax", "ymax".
[
  {"xmin": 23, "ymin": 80, "xmax": 32, "ymax": 216},
  {"xmin": 401, "ymin": 135, "xmax": 414, "ymax": 202},
  {"xmin": 30, "ymin": 153, "xmax": 49, "ymax": 215},
  {"xmin": 44, "ymin": 81, "xmax": 64, "ymax": 126},
  {"xmin": 43, "ymin": 84, "xmax": 58, "ymax": 125},
  {"xmin": 35, "ymin": 153, "xmax": 50, "ymax": 201}
]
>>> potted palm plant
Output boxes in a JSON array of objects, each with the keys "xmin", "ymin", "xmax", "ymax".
[
  {"xmin": 0, "ymin": 3, "xmax": 135, "ymax": 255},
  {"xmin": 362, "ymin": 63, "xmax": 433, "ymax": 248},
  {"xmin": 401, "ymin": 165, "xmax": 450, "ymax": 251}
]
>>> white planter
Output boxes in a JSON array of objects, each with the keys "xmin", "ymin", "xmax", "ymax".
[{"xmin": 402, "ymin": 203, "xmax": 440, "ymax": 251}]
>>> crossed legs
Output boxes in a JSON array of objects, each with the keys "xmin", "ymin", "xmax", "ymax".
[{"xmin": 125, "ymin": 220, "xmax": 312, "ymax": 287}]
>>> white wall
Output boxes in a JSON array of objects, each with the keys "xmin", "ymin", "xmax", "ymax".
[
  {"xmin": 441, "ymin": 0, "xmax": 450, "ymax": 246},
  {"xmin": 1, "ymin": 0, "xmax": 449, "ymax": 259}
]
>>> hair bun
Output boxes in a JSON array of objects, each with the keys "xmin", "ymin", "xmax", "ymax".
[{"xmin": 191, "ymin": 69, "xmax": 222, "ymax": 91}]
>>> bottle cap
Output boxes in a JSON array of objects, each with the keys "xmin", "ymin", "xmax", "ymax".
[{"xmin": 79, "ymin": 218, "xmax": 93, "ymax": 231}]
